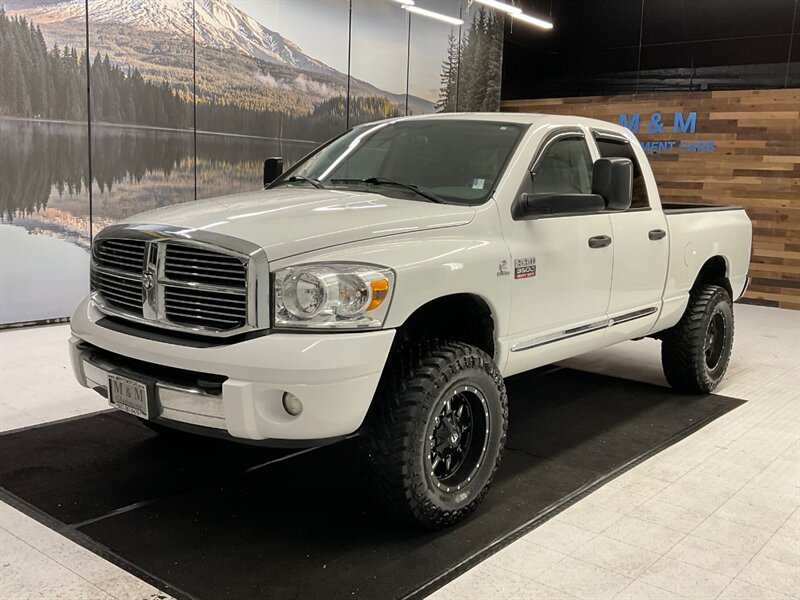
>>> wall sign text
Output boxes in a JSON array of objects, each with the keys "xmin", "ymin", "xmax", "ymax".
[{"xmin": 619, "ymin": 111, "xmax": 717, "ymax": 154}]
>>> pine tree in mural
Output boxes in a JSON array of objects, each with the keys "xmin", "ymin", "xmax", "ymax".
[
  {"xmin": 481, "ymin": 11, "xmax": 504, "ymax": 111},
  {"xmin": 437, "ymin": 7, "xmax": 504, "ymax": 113},
  {"xmin": 436, "ymin": 32, "xmax": 460, "ymax": 112}
]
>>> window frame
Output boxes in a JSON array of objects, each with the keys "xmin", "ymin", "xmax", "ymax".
[
  {"xmin": 513, "ymin": 127, "xmax": 603, "ymax": 221},
  {"xmin": 590, "ymin": 128, "xmax": 652, "ymax": 212}
]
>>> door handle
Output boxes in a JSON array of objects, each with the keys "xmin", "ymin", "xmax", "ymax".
[
  {"xmin": 649, "ymin": 229, "xmax": 667, "ymax": 241},
  {"xmin": 588, "ymin": 235, "xmax": 612, "ymax": 249}
]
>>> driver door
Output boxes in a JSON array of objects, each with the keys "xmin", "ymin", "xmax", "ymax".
[{"xmin": 504, "ymin": 129, "xmax": 613, "ymax": 375}]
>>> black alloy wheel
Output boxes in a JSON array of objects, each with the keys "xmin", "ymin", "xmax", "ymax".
[
  {"xmin": 704, "ymin": 311, "xmax": 727, "ymax": 371},
  {"xmin": 428, "ymin": 385, "xmax": 489, "ymax": 493}
]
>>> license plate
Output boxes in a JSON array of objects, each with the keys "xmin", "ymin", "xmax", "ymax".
[{"xmin": 108, "ymin": 373, "xmax": 149, "ymax": 419}]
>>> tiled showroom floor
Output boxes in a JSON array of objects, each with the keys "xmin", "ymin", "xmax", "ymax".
[{"xmin": 1, "ymin": 303, "xmax": 798, "ymax": 600}]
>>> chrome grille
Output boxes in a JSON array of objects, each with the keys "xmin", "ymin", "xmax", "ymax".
[
  {"xmin": 89, "ymin": 226, "xmax": 269, "ymax": 337},
  {"xmin": 163, "ymin": 244, "xmax": 248, "ymax": 331},
  {"xmin": 91, "ymin": 239, "xmax": 147, "ymax": 316}
]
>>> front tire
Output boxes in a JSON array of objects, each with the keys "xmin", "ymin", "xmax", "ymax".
[
  {"xmin": 359, "ymin": 341, "xmax": 508, "ymax": 529},
  {"xmin": 661, "ymin": 284, "xmax": 734, "ymax": 393}
]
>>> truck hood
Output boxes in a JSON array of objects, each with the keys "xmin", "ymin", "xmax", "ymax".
[{"xmin": 123, "ymin": 188, "xmax": 476, "ymax": 260}]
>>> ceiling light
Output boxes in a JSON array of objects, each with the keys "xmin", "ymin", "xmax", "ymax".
[
  {"xmin": 513, "ymin": 12, "xmax": 553, "ymax": 29},
  {"xmin": 475, "ymin": 0, "xmax": 521, "ymax": 15},
  {"xmin": 402, "ymin": 5, "xmax": 464, "ymax": 26},
  {"xmin": 393, "ymin": 0, "xmax": 415, "ymax": 5}
]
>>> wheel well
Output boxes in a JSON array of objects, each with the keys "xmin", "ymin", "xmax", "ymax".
[
  {"xmin": 396, "ymin": 294, "xmax": 495, "ymax": 359},
  {"xmin": 694, "ymin": 256, "xmax": 732, "ymax": 298}
]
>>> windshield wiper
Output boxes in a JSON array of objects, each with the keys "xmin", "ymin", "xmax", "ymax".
[
  {"xmin": 273, "ymin": 175, "xmax": 326, "ymax": 189},
  {"xmin": 329, "ymin": 177, "xmax": 443, "ymax": 204}
]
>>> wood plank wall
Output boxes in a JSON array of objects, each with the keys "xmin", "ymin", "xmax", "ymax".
[{"xmin": 502, "ymin": 89, "xmax": 800, "ymax": 310}]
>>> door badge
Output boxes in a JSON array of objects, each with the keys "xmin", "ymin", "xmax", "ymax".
[
  {"xmin": 514, "ymin": 257, "xmax": 537, "ymax": 279},
  {"xmin": 497, "ymin": 260, "xmax": 510, "ymax": 276}
]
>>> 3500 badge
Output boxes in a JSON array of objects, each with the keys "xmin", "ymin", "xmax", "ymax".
[{"xmin": 514, "ymin": 257, "xmax": 536, "ymax": 279}]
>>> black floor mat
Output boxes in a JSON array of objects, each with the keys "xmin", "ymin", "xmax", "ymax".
[{"xmin": 0, "ymin": 368, "xmax": 744, "ymax": 600}]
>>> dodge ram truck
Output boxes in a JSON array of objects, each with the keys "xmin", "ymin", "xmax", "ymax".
[{"xmin": 70, "ymin": 113, "xmax": 752, "ymax": 528}]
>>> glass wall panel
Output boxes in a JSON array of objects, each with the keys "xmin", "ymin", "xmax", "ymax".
[
  {"xmin": 88, "ymin": 0, "xmax": 195, "ymax": 236},
  {"xmin": 407, "ymin": 0, "xmax": 462, "ymax": 114},
  {"xmin": 0, "ymin": 3, "xmax": 91, "ymax": 323},
  {"xmin": 349, "ymin": 0, "xmax": 410, "ymax": 126},
  {"xmin": 465, "ymin": 1, "xmax": 506, "ymax": 112},
  {"xmin": 195, "ymin": 0, "xmax": 349, "ymax": 199},
  {"xmin": 639, "ymin": 0, "xmax": 798, "ymax": 92}
]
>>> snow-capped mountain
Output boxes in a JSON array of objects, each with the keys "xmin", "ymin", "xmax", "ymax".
[
  {"xmin": 12, "ymin": 0, "xmax": 339, "ymax": 77},
  {"xmin": 8, "ymin": 0, "xmax": 436, "ymax": 113}
]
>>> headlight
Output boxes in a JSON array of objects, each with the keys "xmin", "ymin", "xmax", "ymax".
[{"xmin": 273, "ymin": 263, "xmax": 394, "ymax": 329}]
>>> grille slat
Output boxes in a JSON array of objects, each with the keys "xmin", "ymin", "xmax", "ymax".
[
  {"xmin": 167, "ymin": 288, "xmax": 247, "ymax": 311},
  {"xmin": 97, "ymin": 245, "xmax": 143, "ymax": 258},
  {"xmin": 165, "ymin": 251, "xmax": 243, "ymax": 266},
  {"xmin": 164, "ymin": 296, "xmax": 247, "ymax": 314},
  {"xmin": 165, "ymin": 261, "xmax": 245, "ymax": 276},
  {"xmin": 94, "ymin": 273, "xmax": 142, "ymax": 291},
  {"xmin": 164, "ymin": 269, "xmax": 245, "ymax": 284},
  {"xmin": 164, "ymin": 304, "xmax": 244, "ymax": 320},
  {"xmin": 164, "ymin": 314, "xmax": 241, "ymax": 328},
  {"xmin": 94, "ymin": 282, "xmax": 142, "ymax": 301},
  {"xmin": 96, "ymin": 291, "xmax": 142, "ymax": 310}
]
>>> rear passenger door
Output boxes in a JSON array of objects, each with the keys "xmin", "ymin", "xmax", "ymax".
[{"xmin": 591, "ymin": 129, "xmax": 669, "ymax": 341}]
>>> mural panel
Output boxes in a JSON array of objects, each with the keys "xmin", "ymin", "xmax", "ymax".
[
  {"xmin": 349, "ymin": 0, "xmax": 412, "ymax": 127},
  {"xmin": 456, "ymin": 1, "xmax": 504, "ymax": 112},
  {"xmin": 86, "ymin": 0, "xmax": 195, "ymax": 235},
  {"xmin": 194, "ymin": 0, "xmax": 349, "ymax": 199},
  {"xmin": 406, "ymin": 0, "xmax": 462, "ymax": 113},
  {"xmin": 1, "ymin": 3, "xmax": 90, "ymax": 323}
]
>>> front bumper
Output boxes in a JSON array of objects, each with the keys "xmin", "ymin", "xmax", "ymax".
[{"xmin": 70, "ymin": 296, "xmax": 395, "ymax": 443}]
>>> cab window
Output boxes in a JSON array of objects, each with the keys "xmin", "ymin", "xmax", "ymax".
[{"xmin": 533, "ymin": 137, "xmax": 593, "ymax": 195}]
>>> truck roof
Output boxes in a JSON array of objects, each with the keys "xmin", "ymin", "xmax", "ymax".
[{"xmin": 371, "ymin": 112, "xmax": 630, "ymax": 136}]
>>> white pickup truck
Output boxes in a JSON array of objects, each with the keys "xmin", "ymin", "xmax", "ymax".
[{"xmin": 70, "ymin": 113, "xmax": 752, "ymax": 528}]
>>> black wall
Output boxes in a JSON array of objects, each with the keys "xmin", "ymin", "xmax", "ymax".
[{"xmin": 502, "ymin": 0, "xmax": 800, "ymax": 99}]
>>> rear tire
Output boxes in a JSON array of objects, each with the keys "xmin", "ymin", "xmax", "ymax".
[
  {"xmin": 358, "ymin": 341, "xmax": 508, "ymax": 529},
  {"xmin": 661, "ymin": 284, "xmax": 734, "ymax": 393}
]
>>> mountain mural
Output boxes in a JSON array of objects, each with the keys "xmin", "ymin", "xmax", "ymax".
[{"xmin": 5, "ymin": 0, "xmax": 435, "ymax": 120}]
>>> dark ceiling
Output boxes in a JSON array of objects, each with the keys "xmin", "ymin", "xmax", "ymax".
[{"xmin": 502, "ymin": 0, "xmax": 800, "ymax": 99}]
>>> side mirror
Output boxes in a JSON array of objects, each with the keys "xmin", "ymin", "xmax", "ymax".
[
  {"xmin": 263, "ymin": 157, "xmax": 284, "ymax": 187},
  {"xmin": 512, "ymin": 192, "xmax": 606, "ymax": 220},
  {"xmin": 592, "ymin": 157, "xmax": 632, "ymax": 210}
]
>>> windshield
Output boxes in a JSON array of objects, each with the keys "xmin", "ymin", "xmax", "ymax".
[{"xmin": 274, "ymin": 119, "xmax": 527, "ymax": 205}]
